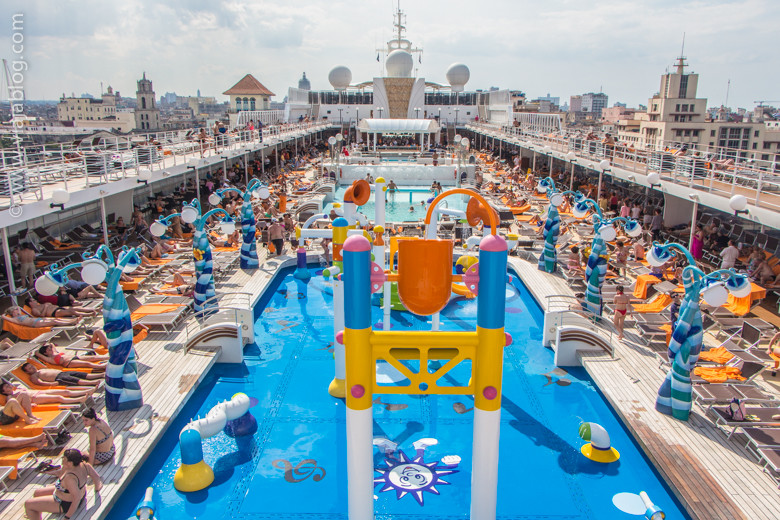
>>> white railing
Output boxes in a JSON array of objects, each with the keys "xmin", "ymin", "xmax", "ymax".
[
  {"xmin": 233, "ymin": 109, "xmax": 287, "ymax": 129},
  {"xmin": 0, "ymin": 121, "xmax": 333, "ymax": 210},
  {"xmin": 467, "ymin": 122, "xmax": 780, "ymax": 213}
]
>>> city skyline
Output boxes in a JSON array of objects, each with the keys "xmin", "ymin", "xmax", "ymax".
[{"xmin": 2, "ymin": 0, "xmax": 778, "ymax": 110}]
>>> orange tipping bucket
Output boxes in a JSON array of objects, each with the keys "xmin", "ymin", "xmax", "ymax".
[{"xmin": 397, "ymin": 239, "xmax": 453, "ymax": 316}]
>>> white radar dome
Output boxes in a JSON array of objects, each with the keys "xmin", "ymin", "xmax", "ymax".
[
  {"xmin": 386, "ymin": 50, "xmax": 414, "ymax": 78},
  {"xmin": 446, "ymin": 63, "xmax": 470, "ymax": 92},
  {"xmin": 328, "ymin": 66, "xmax": 352, "ymax": 90}
]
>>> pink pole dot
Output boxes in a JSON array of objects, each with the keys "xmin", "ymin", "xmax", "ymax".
[
  {"xmin": 335, "ymin": 330, "xmax": 344, "ymax": 344},
  {"xmin": 505, "ymin": 332, "xmax": 513, "ymax": 346},
  {"xmin": 483, "ymin": 386, "xmax": 498, "ymax": 400},
  {"xmin": 351, "ymin": 384, "xmax": 365, "ymax": 398}
]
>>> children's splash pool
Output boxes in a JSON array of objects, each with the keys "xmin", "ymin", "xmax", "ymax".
[
  {"xmin": 113, "ymin": 266, "xmax": 688, "ymax": 519},
  {"xmin": 326, "ymin": 186, "xmax": 468, "ymax": 223}
]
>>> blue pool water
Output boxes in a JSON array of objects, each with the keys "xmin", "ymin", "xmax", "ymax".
[
  {"xmin": 327, "ymin": 187, "xmax": 468, "ymax": 223},
  {"xmin": 113, "ymin": 266, "xmax": 688, "ymax": 519}
]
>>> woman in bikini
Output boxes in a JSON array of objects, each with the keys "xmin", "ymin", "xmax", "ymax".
[
  {"xmin": 81, "ymin": 408, "xmax": 116, "ymax": 466},
  {"xmin": 3, "ymin": 307, "xmax": 80, "ymax": 328},
  {"xmin": 24, "ymin": 449, "xmax": 102, "ymax": 520},
  {"xmin": 36, "ymin": 344, "xmax": 107, "ymax": 371}
]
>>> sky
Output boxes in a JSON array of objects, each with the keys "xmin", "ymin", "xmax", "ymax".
[{"xmin": 2, "ymin": 0, "xmax": 778, "ymax": 110}]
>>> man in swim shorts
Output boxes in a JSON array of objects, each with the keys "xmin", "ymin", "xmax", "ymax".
[{"xmin": 21, "ymin": 363, "xmax": 102, "ymax": 387}]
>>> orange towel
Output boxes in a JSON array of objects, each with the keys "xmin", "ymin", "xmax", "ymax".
[
  {"xmin": 632, "ymin": 294, "xmax": 672, "ymax": 314},
  {"xmin": 699, "ymin": 347, "xmax": 734, "ymax": 365},
  {"xmin": 146, "ymin": 258, "xmax": 173, "ymax": 265},
  {"xmin": 509, "ymin": 204, "xmax": 531, "ymax": 215},
  {"xmin": 693, "ymin": 365, "xmax": 745, "ymax": 383},
  {"xmin": 633, "ymin": 274, "xmax": 662, "ymax": 299},
  {"xmin": 659, "ymin": 324, "xmax": 672, "ymax": 346},
  {"xmin": 515, "ymin": 214, "xmax": 536, "ymax": 222},
  {"xmin": 0, "ymin": 447, "xmax": 37, "ymax": 478},
  {"xmin": 0, "ymin": 409, "xmax": 66, "ymax": 438},
  {"xmin": 130, "ymin": 303, "xmax": 184, "ymax": 321},
  {"xmin": 2, "ymin": 320, "xmax": 52, "ymax": 341},
  {"xmin": 212, "ymin": 246, "xmax": 239, "ymax": 253}
]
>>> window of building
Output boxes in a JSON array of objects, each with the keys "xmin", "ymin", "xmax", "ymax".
[
  {"xmin": 710, "ymin": 130, "xmax": 715, "ymax": 137},
  {"xmin": 652, "ymin": 104, "xmax": 658, "ymax": 112},
  {"xmin": 752, "ymin": 143, "xmax": 757, "ymax": 149},
  {"xmin": 141, "ymin": 98, "xmax": 146, "ymax": 109},
  {"xmin": 673, "ymin": 115, "xmax": 679, "ymax": 122},
  {"xmin": 764, "ymin": 142, "xmax": 771, "ymax": 149},
  {"xmin": 754, "ymin": 130, "xmax": 759, "ymax": 137},
  {"xmin": 678, "ymin": 75, "xmax": 688, "ymax": 98},
  {"xmin": 762, "ymin": 154, "xmax": 769, "ymax": 160},
  {"xmin": 681, "ymin": 105, "xmax": 687, "ymax": 112},
  {"xmin": 675, "ymin": 129, "xmax": 682, "ymax": 137},
  {"xmin": 675, "ymin": 104, "xmax": 680, "ymax": 111},
  {"xmin": 250, "ymin": 97, "xmax": 256, "ymax": 111},
  {"xmin": 692, "ymin": 130, "xmax": 700, "ymax": 137},
  {"xmin": 684, "ymin": 130, "xmax": 691, "ymax": 136},
  {"xmin": 235, "ymin": 99, "xmax": 241, "ymax": 111}
]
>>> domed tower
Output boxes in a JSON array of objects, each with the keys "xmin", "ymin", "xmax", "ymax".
[
  {"xmin": 372, "ymin": 6, "xmax": 424, "ymax": 118},
  {"xmin": 298, "ymin": 72, "xmax": 311, "ymax": 90},
  {"xmin": 135, "ymin": 72, "xmax": 160, "ymax": 131}
]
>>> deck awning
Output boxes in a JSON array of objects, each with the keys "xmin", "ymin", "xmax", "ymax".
[{"xmin": 357, "ymin": 118, "xmax": 440, "ymax": 134}]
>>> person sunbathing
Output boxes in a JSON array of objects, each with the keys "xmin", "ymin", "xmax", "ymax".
[
  {"xmin": 3, "ymin": 307, "xmax": 80, "ymax": 328},
  {"xmin": 21, "ymin": 363, "xmax": 102, "ymax": 387},
  {"xmin": 0, "ymin": 387, "xmax": 41, "ymax": 424},
  {"xmin": 35, "ymin": 344, "xmax": 107, "ymax": 371},
  {"xmin": 753, "ymin": 260, "xmax": 775, "ymax": 285},
  {"xmin": 1, "ymin": 380, "xmax": 93, "ymax": 407},
  {"xmin": 25, "ymin": 298, "xmax": 97, "ymax": 318},
  {"xmin": 0, "ymin": 432, "xmax": 48, "ymax": 450}
]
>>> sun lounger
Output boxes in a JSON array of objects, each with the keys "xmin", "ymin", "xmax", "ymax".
[
  {"xmin": 710, "ymin": 405, "xmax": 780, "ymax": 437},
  {"xmin": 631, "ymin": 293, "xmax": 672, "ymax": 313},
  {"xmin": 743, "ymin": 428, "xmax": 780, "ymax": 458},
  {"xmin": 692, "ymin": 361, "xmax": 764, "ymax": 384},
  {"xmin": 135, "ymin": 311, "xmax": 187, "ymax": 333},
  {"xmin": 756, "ymin": 447, "xmax": 780, "ymax": 487},
  {"xmin": 693, "ymin": 384, "xmax": 774, "ymax": 406},
  {"xmin": 0, "ymin": 447, "xmax": 39, "ymax": 479},
  {"xmin": 0, "ymin": 408, "xmax": 72, "ymax": 444}
]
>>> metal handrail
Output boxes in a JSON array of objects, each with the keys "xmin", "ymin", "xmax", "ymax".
[
  {"xmin": 545, "ymin": 294, "xmax": 617, "ymax": 357},
  {"xmin": 0, "ymin": 122, "xmax": 334, "ymax": 209},
  {"xmin": 467, "ymin": 122, "xmax": 780, "ymax": 212}
]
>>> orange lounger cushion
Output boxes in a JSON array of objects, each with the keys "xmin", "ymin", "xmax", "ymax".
[
  {"xmin": 117, "ymin": 277, "xmax": 146, "ymax": 291},
  {"xmin": 631, "ymin": 294, "xmax": 672, "ymax": 314},
  {"xmin": 130, "ymin": 303, "xmax": 184, "ymax": 321},
  {"xmin": 212, "ymin": 246, "xmax": 239, "ymax": 252},
  {"xmin": 0, "ymin": 409, "xmax": 66, "ymax": 438},
  {"xmin": 11, "ymin": 367, "xmax": 69, "ymax": 391},
  {"xmin": 2, "ymin": 320, "xmax": 52, "ymax": 341},
  {"xmin": 0, "ymin": 447, "xmax": 37, "ymax": 478}
]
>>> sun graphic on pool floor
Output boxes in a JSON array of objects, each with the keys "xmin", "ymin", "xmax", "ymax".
[{"xmin": 373, "ymin": 438, "xmax": 460, "ymax": 506}]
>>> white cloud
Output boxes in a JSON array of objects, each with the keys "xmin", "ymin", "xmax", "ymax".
[{"xmin": 1, "ymin": 0, "xmax": 777, "ymax": 109}]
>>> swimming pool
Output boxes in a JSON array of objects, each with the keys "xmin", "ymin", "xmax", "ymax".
[
  {"xmin": 327, "ymin": 186, "xmax": 468, "ymax": 223},
  {"xmin": 113, "ymin": 266, "xmax": 689, "ymax": 519}
]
